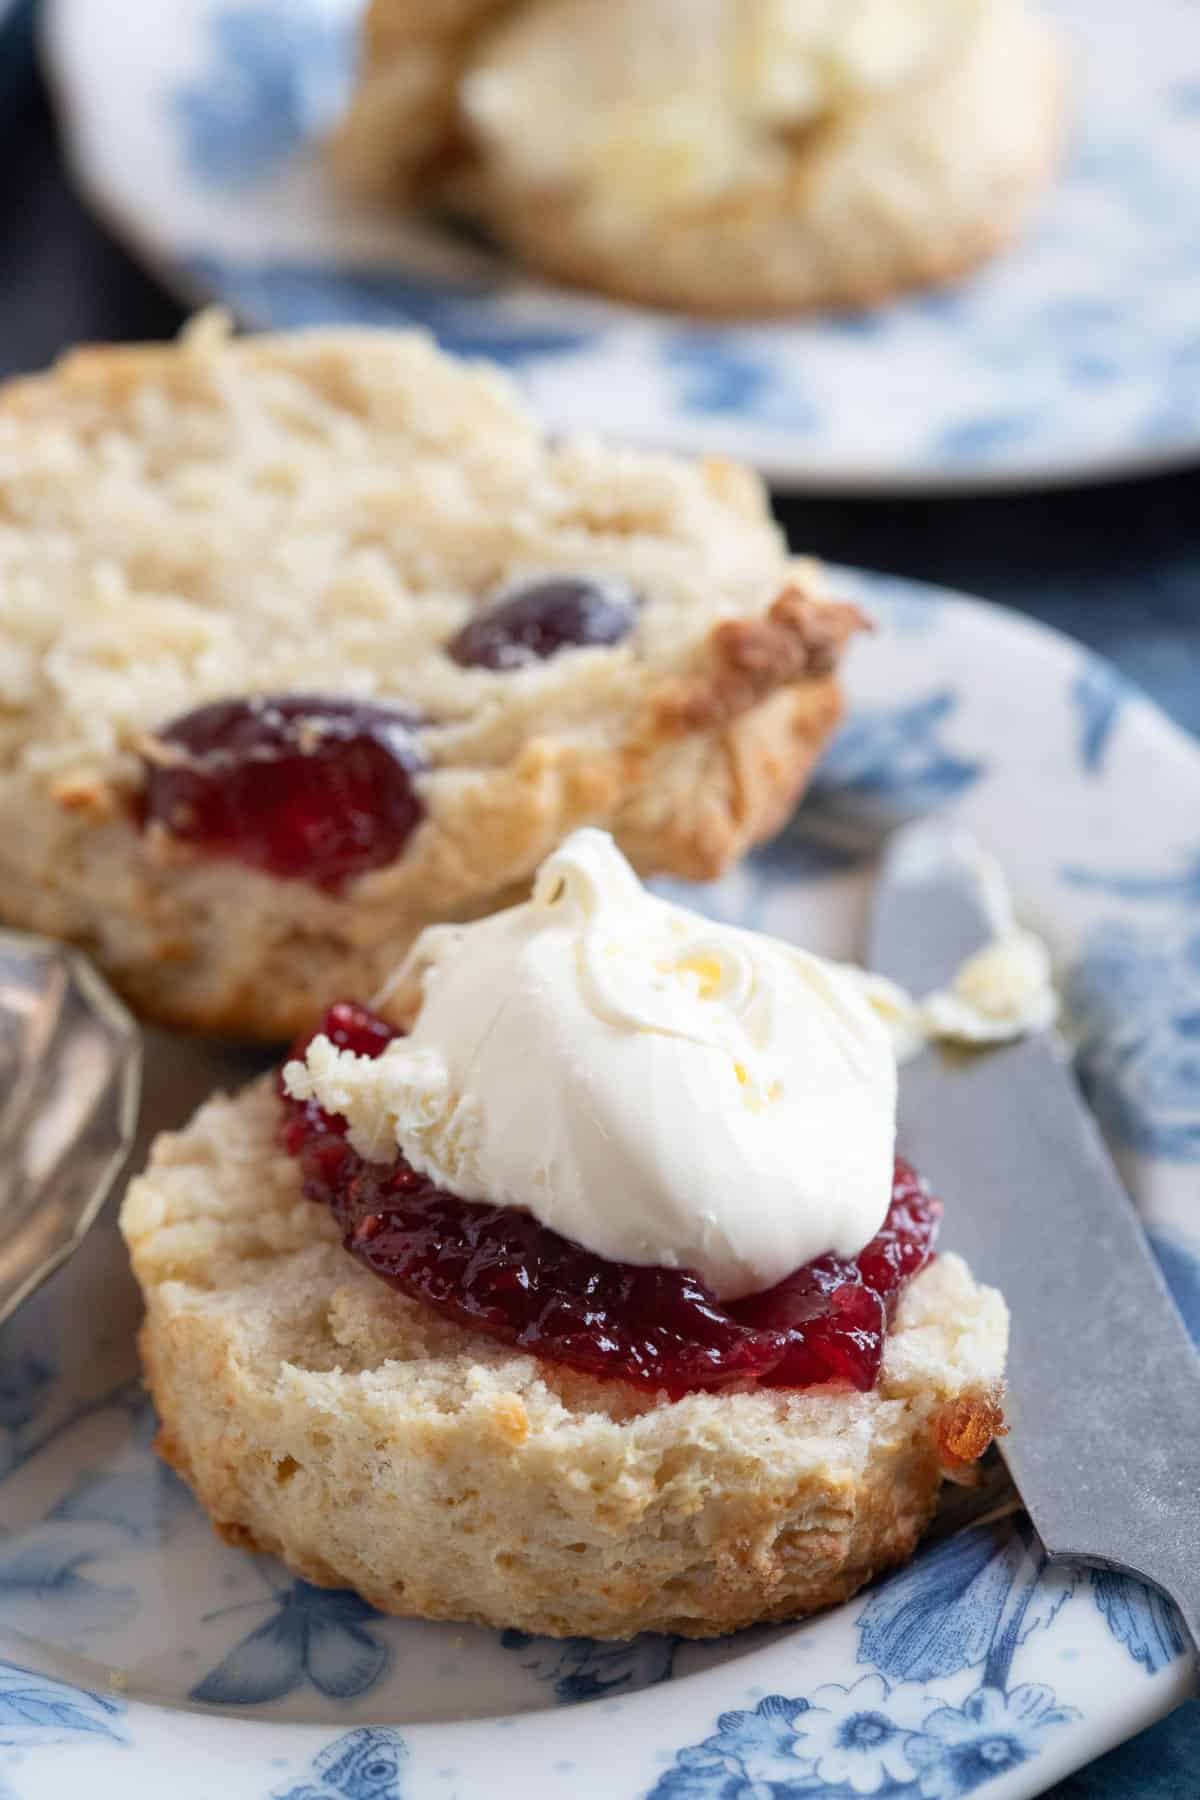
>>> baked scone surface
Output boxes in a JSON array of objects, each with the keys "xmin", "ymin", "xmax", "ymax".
[
  {"xmin": 121, "ymin": 1077, "xmax": 1007, "ymax": 1639},
  {"xmin": 337, "ymin": 0, "xmax": 1062, "ymax": 315},
  {"xmin": 0, "ymin": 317, "xmax": 856, "ymax": 1037}
]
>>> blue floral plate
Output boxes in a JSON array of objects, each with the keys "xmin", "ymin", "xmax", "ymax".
[
  {"xmin": 1, "ymin": 569, "xmax": 1198, "ymax": 1798},
  {"xmin": 41, "ymin": 0, "xmax": 1200, "ymax": 493}
]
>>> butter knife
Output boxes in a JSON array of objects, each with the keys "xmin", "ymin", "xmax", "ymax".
[{"xmin": 869, "ymin": 821, "xmax": 1200, "ymax": 1659}]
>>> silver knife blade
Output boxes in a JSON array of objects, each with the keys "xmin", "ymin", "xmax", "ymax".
[{"xmin": 870, "ymin": 821, "xmax": 1200, "ymax": 1656}]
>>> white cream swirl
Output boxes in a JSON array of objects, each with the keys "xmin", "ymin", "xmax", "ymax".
[{"xmin": 285, "ymin": 829, "xmax": 898, "ymax": 1300}]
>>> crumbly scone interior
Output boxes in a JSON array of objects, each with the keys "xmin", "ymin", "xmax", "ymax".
[{"xmin": 0, "ymin": 316, "xmax": 823, "ymax": 803}]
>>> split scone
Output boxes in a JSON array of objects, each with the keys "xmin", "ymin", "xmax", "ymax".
[
  {"xmin": 0, "ymin": 316, "xmax": 860, "ymax": 1039},
  {"xmin": 335, "ymin": 0, "xmax": 1063, "ymax": 315},
  {"xmin": 122, "ymin": 832, "xmax": 1007, "ymax": 1640}
]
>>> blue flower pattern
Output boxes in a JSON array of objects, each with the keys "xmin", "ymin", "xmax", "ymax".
[
  {"xmin": 1065, "ymin": 920, "xmax": 1200, "ymax": 1163},
  {"xmin": 808, "ymin": 691, "xmax": 985, "ymax": 827},
  {"xmin": 1062, "ymin": 848, "xmax": 1200, "ymax": 905},
  {"xmin": 653, "ymin": 1522, "xmax": 1093, "ymax": 1798},
  {"xmin": 0, "ymin": 1527, "xmax": 138, "ymax": 1640},
  {"xmin": 184, "ymin": 257, "xmax": 596, "ymax": 369},
  {"xmin": 499, "ymin": 1631, "xmax": 677, "ymax": 1703},
  {"xmin": 173, "ymin": 3, "xmax": 353, "ymax": 189},
  {"xmin": 1089, "ymin": 1571, "xmax": 1189, "ymax": 1678},
  {"xmin": 275, "ymin": 1727, "xmax": 408, "ymax": 1799},
  {"xmin": 661, "ymin": 335, "xmax": 819, "ymax": 431},
  {"xmin": 192, "ymin": 1580, "xmax": 390, "ymax": 1705},
  {"xmin": 1071, "ymin": 660, "xmax": 1133, "ymax": 774},
  {"xmin": 48, "ymin": 1462, "xmax": 196, "ymax": 1544},
  {"xmin": 0, "ymin": 1661, "xmax": 125, "ymax": 1746},
  {"xmin": 908, "ymin": 1685, "xmax": 1078, "ymax": 1797}
]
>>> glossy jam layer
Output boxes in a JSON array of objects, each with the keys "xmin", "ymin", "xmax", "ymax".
[
  {"xmin": 280, "ymin": 1005, "xmax": 939, "ymax": 1394},
  {"xmin": 140, "ymin": 696, "xmax": 424, "ymax": 892}
]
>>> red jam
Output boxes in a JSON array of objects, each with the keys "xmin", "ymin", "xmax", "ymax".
[
  {"xmin": 139, "ymin": 696, "xmax": 424, "ymax": 892},
  {"xmin": 280, "ymin": 1004, "xmax": 940, "ymax": 1395}
]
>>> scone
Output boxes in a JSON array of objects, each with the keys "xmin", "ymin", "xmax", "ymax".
[
  {"xmin": 332, "ymin": 0, "xmax": 516, "ymax": 201},
  {"xmin": 0, "ymin": 316, "xmax": 860, "ymax": 1039},
  {"xmin": 335, "ymin": 0, "xmax": 1062, "ymax": 315},
  {"xmin": 122, "ymin": 832, "xmax": 1007, "ymax": 1640}
]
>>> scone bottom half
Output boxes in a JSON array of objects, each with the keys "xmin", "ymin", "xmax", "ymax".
[
  {"xmin": 121, "ymin": 996, "xmax": 1008, "ymax": 1641},
  {"xmin": 0, "ymin": 319, "xmax": 864, "ymax": 1041}
]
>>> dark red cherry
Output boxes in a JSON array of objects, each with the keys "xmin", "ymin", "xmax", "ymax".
[
  {"xmin": 448, "ymin": 576, "xmax": 638, "ymax": 670},
  {"xmin": 140, "ymin": 695, "xmax": 424, "ymax": 892}
]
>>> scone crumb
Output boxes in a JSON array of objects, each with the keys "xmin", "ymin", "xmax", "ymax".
[
  {"xmin": 489, "ymin": 1394, "xmax": 530, "ymax": 1446},
  {"xmin": 936, "ymin": 1390, "xmax": 1006, "ymax": 1474},
  {"xmin": 49, "ymin": 769, "xmax": 119, "ymax": 821},
  {"xmin": 655, "ymin": 584, "xmax": 866, "ymax": 735}
]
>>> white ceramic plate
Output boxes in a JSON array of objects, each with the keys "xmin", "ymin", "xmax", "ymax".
[
  {"xmin": 42, "ymin": 0, "xmax": 1200, "ymax": 494},
  {"xmin": 1, "ymin": 570, "xmax": 1197, "ymax": 1797}
]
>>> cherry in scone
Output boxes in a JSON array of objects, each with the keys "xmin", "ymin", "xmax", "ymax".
[
  {"xmin": 139, "ymin": 695, "xmax": 424, "ymax": 891},
  {"xmin": 280, "ymin": 1004, "xmax": 940, "ymax": 1396},
  {"xmin": 447, "ymin": 575, "xmax": 638, "ymax": 669}
]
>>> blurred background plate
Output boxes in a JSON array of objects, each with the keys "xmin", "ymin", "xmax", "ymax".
[
  {"xmin": 40, "ymin": 0, "xmax": 1200, "ymax": 494},
  {"xmin": 0, "ymin": 0, "xmax": 35, "ymax": 114}
]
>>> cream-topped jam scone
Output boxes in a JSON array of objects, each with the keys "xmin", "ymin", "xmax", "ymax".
[
  {"xmin": 336, "ymin": 0, "xmax": 1062, "ymax": 315},
  {"xmin": 0, "ymin": 316, "xmax": 861, "ymax": 1039},
  {"xmin": 121, "ymin": 832, "xmax": 1007, "ymax": 1640}
]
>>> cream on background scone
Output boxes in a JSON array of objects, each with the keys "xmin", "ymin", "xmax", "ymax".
[
  {"xmin": 336, "ymin": 0, "xmax": 1062, "ymax": 315},
  {"xmin": 122, "ymin": 832, "xmax": 1007, "ymax": 1640},
  {"xmin": 0, "ymin": 316, "xmax": 860, "ymax": 1039}
]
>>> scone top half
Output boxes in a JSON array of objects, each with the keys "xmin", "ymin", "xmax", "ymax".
[{"xmin": 0, "ymin": 316, "xmax": 861, "ymax": 1038}]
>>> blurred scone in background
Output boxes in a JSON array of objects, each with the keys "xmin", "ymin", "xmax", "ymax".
[{"xmin": 335, "ymin": 0, "xmax": 1063, "ymax": 314}]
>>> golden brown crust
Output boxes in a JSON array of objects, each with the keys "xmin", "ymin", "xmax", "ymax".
[
  {"xmin": 122, "ymin": 1079, "xmax": 1008, "ymax": 1638},
  {"xmin": 653, "ymin": 587, "xmax": 868, "ymax": 736},
  {"xmin": 0, "ymin": 322, "xmax": 857, "ymax": 1039},
  {"xmin": 481, "ymin": 186, "xmax": 1049, "ymax": 320},
  {"xmin": 937, "ymin": 1391, "xmax": 1008, "ymax": 1470}
]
